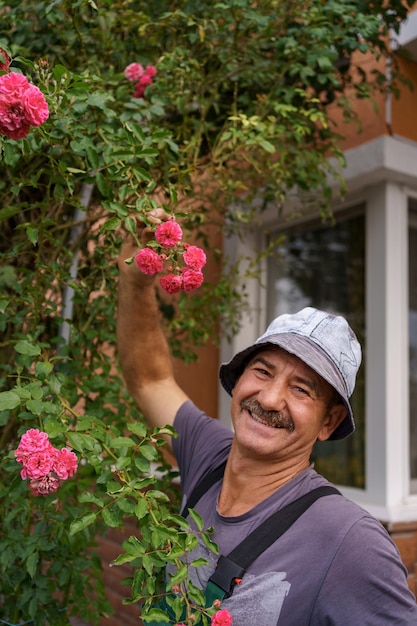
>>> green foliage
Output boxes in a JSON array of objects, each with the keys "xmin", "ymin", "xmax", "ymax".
[{"xmin": 0, "ymin": 0, "xmax": 411, "ymax": 623}]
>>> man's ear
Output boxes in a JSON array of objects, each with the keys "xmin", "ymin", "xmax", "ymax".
[{"xmin": 317, "ymin": 404, "xmax": 347, "ymax": 442}]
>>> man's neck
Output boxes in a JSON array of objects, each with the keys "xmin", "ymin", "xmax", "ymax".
[{"xmin": 217, "ymin": 448, "xmax": 310, "ymax": 517}]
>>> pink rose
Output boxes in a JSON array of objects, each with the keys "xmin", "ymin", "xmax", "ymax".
[
  {"xmin": 183, "ymin": 245, "xmax": 207, "ymax": 270},
  {"xmin": 23, "ymin": 450, "xmax": 55, "ymax": 479},
  {"xmin": 0, "ymin": 72, "xmax": 29, "ymax": 97},
  {"xmin": 132, "ymin": 65, "xmax": 157, "ymax": 98},
  {"xmin": 22, "ymin": 84, "xmax": 49, "ymax": 125},
  {"xmin": 144, "ymin": 65, "xmax": 157, "ymax": 78},
  {"xmin": 52, "ymin": 447, "xmax": 78, "ymax": 479},
  {"xmin": 124, "ymin": 62, "xmax": 145, "ymax": 82},
  {"xmin": 155, "ymin": 219, "xmax": 183, "ymax": 248},
  {"xmin": 211, "ymin": 609, "xmax": 233, "ymax": 626},
  {"xmin": 0, "ymin": 103, "xmax": 31, "ymax": 139},
  {"xmin": 160, "ymin": 273, "xmax": 182, "ymax": 294},
  {"xmin": 133, "ymin": 74, "xmax": 153, "ymax": 98},
  {"xmin": 0, "ymin": 72, "xmax": 49, "ymax": 139},
  {"xmin": 29, "ymin": 473, "xmax": 61, "ymax": 496},
  {"xmin": 181, "ymin": 268, "xmax": 204, "ymax": 291},
  {"xmin": 135, "ymin": 247, "xmax": 164, "ymax": 275},
  {"xmin": 14, "ymin": 428, "xmax": 52, "ymax": 463}
]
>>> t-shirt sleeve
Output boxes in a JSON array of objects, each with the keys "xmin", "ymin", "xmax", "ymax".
[
  {"xmin": 312, "ymin": 515, "xmax": 417, "ymax": 625},
  {"xmin": 172, "ymin": 400, "xmax": 233, "ymax": 505}
]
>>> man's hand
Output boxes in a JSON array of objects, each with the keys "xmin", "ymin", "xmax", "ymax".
[{"xmin": 117, "ymin": 208, "xmax": 170, "ymax": 286}]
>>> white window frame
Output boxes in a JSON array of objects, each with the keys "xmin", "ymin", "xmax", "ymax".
[{"xmin": 219, "ymin": 135, "xmax": 417, "ymax": 523}]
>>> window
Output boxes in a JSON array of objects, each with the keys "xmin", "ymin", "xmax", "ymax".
[
  {"xmin": 409, "ymin": 199, "xmax": 417, "ymax": 494},
  {"xmin": 266, "ymin": 208, "xmax": 365, "ymax": 488}
]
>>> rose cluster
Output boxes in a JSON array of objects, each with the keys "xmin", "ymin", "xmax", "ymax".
[
  {"xmin": 135, "ymin": 217, "xmax": 207, "ymax": 294},
  {"xmin": 124, "ymin": 62, "xmax": 157, "ymax": 99},
  {"xmin": 0, "ymin": 51, "xmax": 49, "ymax": 140},
  {"xmin": 14, "ymin": 428, "xmax": 78, "ymax": 496}
]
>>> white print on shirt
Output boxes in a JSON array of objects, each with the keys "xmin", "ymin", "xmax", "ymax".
[{"xmin": 222, "ymin": 571, "xmax": 291, "ymax": 625}]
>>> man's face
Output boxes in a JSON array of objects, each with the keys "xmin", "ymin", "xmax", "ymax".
[{"xmin": 230, "ymin": 346, "xmax": 345, "ymax": 464}]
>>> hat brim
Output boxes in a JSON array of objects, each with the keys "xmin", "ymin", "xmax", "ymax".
[{"xmin": 219, "ymin": 333, "xmax": 355, "ymax": 440}]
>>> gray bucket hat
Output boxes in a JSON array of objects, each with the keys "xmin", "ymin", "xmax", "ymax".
[{"xmin": 219, "ymin": 307, "xmax": 362, "ymax": 440}]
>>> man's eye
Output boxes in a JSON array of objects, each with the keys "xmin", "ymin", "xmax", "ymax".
[{"xmin": 254, "ymin": 367, "xmax": 270, "ymax": 376}]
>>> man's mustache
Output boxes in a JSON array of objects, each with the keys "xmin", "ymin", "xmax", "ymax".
[{"xmin": 240, "ymin": 398, "xmax": 294, "ymax": 431}]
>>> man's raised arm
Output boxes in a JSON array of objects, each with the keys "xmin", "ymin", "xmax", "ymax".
[{"xmin": 116, "ymin": 210, "xmax": 189, "ymax": 451}]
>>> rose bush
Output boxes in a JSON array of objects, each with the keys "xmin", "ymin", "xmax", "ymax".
[{"xmin": 0, "ymin": 1, "xmax": 410, "ymax": 624}]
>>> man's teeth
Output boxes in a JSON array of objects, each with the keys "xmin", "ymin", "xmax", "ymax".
[{"xmin": 251, "ymin": 412, "xmax": 284, "ymax": 429}]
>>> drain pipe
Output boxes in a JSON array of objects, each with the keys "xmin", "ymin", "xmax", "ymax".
[{"xmin": 59, "ymin": 182, "xmax": 95, "ymax": 347}]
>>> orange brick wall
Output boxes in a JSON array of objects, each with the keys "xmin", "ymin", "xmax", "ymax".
[{"xmin": 386, "ymin": 521, "xmax": 417, "ymax": 599}]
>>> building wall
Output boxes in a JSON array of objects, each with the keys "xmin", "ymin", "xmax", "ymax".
[{"xmin": 388, "ymin": 523, "xmax": 417, "ymax": 598}]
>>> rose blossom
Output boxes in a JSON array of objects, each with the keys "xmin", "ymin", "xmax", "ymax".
[
  {"xmin": 124, "ymin": 62, "xmax": 144, "ymax": 82},
  {"xmin": 14, "ymin": 428, "xmax": 52, "ymax": 463},
  {"xmin": 211, "ymin": 608, "xmax": 233, "ymax": 626},
  {"xmin": 52, "ymin": 447, "xmax": 78, "ymax": 479},
  {"xmin": 29, "ymin": 473, "xmax": 61, "ymax": 496},
  {"xmin": 160, "ymin": 273, "xmax": 183, "ymax": 295},
  {"xmin": 144, "ymin": 65, "xmax": 157, "ymax": 78},
  {"xmin": 135, "ymin": 248, "xmax": 164, "ymax": 275},
  {"xmin": 155, "ymin": 219, "xmax": 183, "ymax": 248},
  {"xmin": 132, "ymin": 65, "xmax": 157, "ymax": 98},
  {"xmin": 22, "ymin": 84, "xmax": 49, "ymax": 126},
  {"xmin": 0, "ymin": 72, "xmax": 49, "ymax": 139},
  {"xmin": 23, "ymin": 450, "xmax": 55, "ymax": 479},
  {"xmin": 181, "ymin": 268, "xmax": 204, "ymax": 291},
  {"xmin": 133, "ymin": 74, "xmax": 153, "ymax": 98},
  {"xmin": 183, "ymin": 245, "xmax": 207, "ymax": 270},
  {"xmin": 15, "ymin": 428, "xmax": 78, "ymax": 495}
]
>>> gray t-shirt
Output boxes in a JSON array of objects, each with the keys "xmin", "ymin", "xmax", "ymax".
[{"xmin": 172, "ymin": 400, "xmax": 417, "ymax": 625}]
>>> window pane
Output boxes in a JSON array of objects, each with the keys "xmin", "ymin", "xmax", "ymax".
[
  {"xmin": 409, "ymin": 199, "xmax": 417, "ymax": 493},
  {"xmin": 266, "ymin": 209, "xmax": 365, "ymax": 488}
]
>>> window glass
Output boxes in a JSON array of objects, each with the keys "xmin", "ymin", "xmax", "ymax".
[
  {"xmin": 409, "ymin": 199, "xmax": 417, "ymax": 494},
  {"xmin": 266, "ymin": 209, "xmax": 365, "ymax": 488}
]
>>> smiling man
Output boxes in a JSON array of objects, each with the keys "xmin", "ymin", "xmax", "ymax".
[{"xmin": 117, "ymin": 210, "xmax": 417, "ymax": 625}]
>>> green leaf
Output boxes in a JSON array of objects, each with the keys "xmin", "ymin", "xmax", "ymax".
[
  {"xmin": 139, "ymin": 444, "xmax": 158, "ymax": 461},
  {"xmin": 110, "ymin": 436, "xmax": 136, "ymax": 449},
  {"xmin": 14, "ymin": 340, "xmax": 41, "ymax": 356},
  {"xmin": 25, "ymin": 398, "xmax": 44, "ymax": 415},
  {"xmin": 0, "ymin": 391, "xmax": 20, "ymax": 411},
  {"xmin": 127, "ymin": 422, "xmax": 147, "ymax": 437},
  {"xmin": 26, "ymin": 225, "xmax": 38, "ymax": 245},
  {"xmin": 26, "ymin": 551, "xmax": 39, "ymax": 578},
  {"xmin": 78, "ymin": 492, "xmax": 105, "ymax": 507},
  {"xmin": 100, "ymin": 217, "xmax": 121, "ymax": 231},
  {"xmin": 134, "ymin": 499, "xmax": 148, "ymax": 520},
  {"xmin": 188, "ymin": 508, "xmax": 204, "ymax": 532},
  {"xmin": 142, "ymin": 608, "xmax": 171, "ymax": 623},
  {"xmin": 86, "ymin": 145, "xmax": 100, "ymax": 170},
  {"xmin": 102, "ymin": 507, "xmax": 122, "ymax": 528},
  {"xmin": 69, "ymin": 512, "xmax": 97, "ymax": 536},
  {"xmin": 134, "ymin": 456, "xmax": 151, "ymax": 473},
  {"xmin": 67, "ymin": 432, "xmax": 102, "ymax": 454},
  {"xmin": 35, "ymin": 361, "xmax": 54, "ymax": 379},
  {"xmin": 168, "ymin": 564, "xmax": 188, "ymax": 586},
  {"xmin": 190, "ymin": 557, "xmax": 209, "ymax": 568}
]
